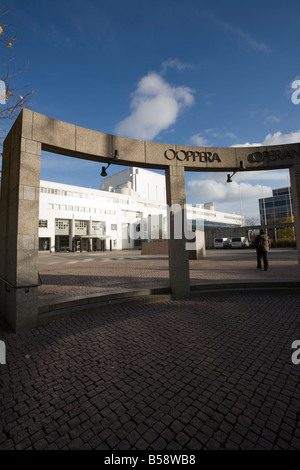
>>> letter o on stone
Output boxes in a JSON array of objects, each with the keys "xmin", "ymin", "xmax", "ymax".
[
  {"xmin": 164, "ymin": 149, "xmax": 176, "ymax": 160},
  {"xmin": 252, "ymin": 152, "xmax": 263, "ymax": 162},
  {"xmin": 176, "ymin": 150, "xmax": 187, "ymax": 161}
]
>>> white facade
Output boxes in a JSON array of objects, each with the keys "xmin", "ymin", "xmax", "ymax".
[
  {"xmin": 39, "ymin": 179, "xmax": 168, "ymax": 252},
  {"xmin": 38, "ymin": 168, "xmax": 244, "ymax": 252},
  {"xmin": 100, "ymin": 167, "xmax": 166, "ymax": 202}
]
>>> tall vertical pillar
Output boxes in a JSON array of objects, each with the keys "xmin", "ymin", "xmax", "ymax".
[
  {"xmin": 88, "ymin": 217, "xmax": 93, "ymax": 252},
  {"xmin": 158, "ymin": 214, "xmax": 163, "ymax": 241},
  {"xmin": 165, "ymin": 166, "xmax": 190, "ymax": 298},
  {"xmin": 148, "ymin": 214, "xmax": 152, "ymax": 241},
  {"xmin": 289, "ymin": 164, "xmax": 300, "ymax": 272},
  {"xmin": 69, "ymin": 216, "xmax": 75, "ymax": 252},
  {"xmin": 0, "ymin": 111, "xmax": 41, "ymax": 332}
]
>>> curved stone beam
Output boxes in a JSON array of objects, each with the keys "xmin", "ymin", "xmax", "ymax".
[{"xmin": 20, "ymin": 108, "xmax": 299, "ymax": 171}]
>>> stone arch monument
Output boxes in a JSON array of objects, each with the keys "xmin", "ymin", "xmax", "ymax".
[{"xmin": 0, "ymin": 109, "xmax": 299, "ymax": 332}]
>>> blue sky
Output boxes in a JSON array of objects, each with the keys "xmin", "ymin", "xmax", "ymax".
[{"xmin": 2, "ymin": 0, "xmax": 300, "ymax": 220}]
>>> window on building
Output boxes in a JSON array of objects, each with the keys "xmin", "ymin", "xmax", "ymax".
[
  {"xmin": 39, "ymin": 220, "xmax": 48, "ymax": 228},
  {"xmin": 55, "ymin": 219, "xmax": 70, "ymax": 235},
  {"xmin": 39, "ymin": 238, "xmax": 50, "ymax": 251},
  {"xmin": 75, "ymin": 220, "xmax": 88, "ymax": 235},
  {"xmin": 92, "ymin": 221, "xmax": 105, "ymax": 236}
]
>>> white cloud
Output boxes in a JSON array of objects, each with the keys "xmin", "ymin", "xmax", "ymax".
[
  {"xmin": 187, "ymin": 178, "xmax": 272, "ymax": 204},
  {"xmin": 203, "ymin": 93, "xmax": 215, "ymax": 107},
  {"xmin": 262, "ymin": 130, "xmax": 300, "ymax": 145},
  {"xmin": 190, "ymin": 128, "xmax": 237, "ymax": 146},
  {"xmin": 114, "ymin": 72, "xmax": 195, "ymax": 140},
  {"xmin": 186, "ymin": 178, "xmax": 275, "ymax": 219},
  {"xmin": 160, "ymin": 59, "xmax": 195, "ymax": 74},
  {"xmin": 186, "ymin": 168, "xmax": 291, "ymax": 219},
  {"xmin": 264, "ymin": 115, "xmax": 281, "ymax": 124},
  {"xmin": 208, "ymin": 169, "xmax": 289, "ymax": 184},
  {"xmin": 214, "ymin": 18, "xmax": 271, "ymax": 54},
  {"xmin": 232, "ymin": 129, "xmax": 300, "ymax": 147},
  {"xmin": 225, "ymin": 132, "xmax": 237, "ymax": 139},
  {"xmin": 190, "ymin": 134, "xmax": 208, "ymax": 146},
  {"xmin": 234, "ymin": 169, "xmax": 289, "ymax": 182},
  {"xmin": 237, "ymin": 28, "xmax": 271, "ymax": 54}
]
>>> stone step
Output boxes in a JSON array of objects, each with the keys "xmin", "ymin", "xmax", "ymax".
[{"xmin": 38, "ymin": 291, "xmax": 172, "ymax": 326}]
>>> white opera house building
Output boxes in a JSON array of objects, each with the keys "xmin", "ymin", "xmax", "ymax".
[{"xmin": 38, "ymin": 167, "xmax": 244, "ymax": 252}]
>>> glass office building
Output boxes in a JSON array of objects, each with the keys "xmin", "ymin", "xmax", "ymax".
[{"xmin": 259, "ymin": 187, "xmax": 293, "ymax": 225}]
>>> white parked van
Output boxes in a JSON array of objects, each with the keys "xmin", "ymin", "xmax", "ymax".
[
  {"xmin": 223, "ymin": 238, "xmax": 231, "ymax": 249},
  {"xmin": 214, "ymin": 237, "xmax": 231, "ymax": 249},
  {"xmin": 231, "ymin": 237, "xmax": 249, "ymax": 248},
  {"xmin": 214, "ymin": 238, "xmax": 224, "ymax": 248}
]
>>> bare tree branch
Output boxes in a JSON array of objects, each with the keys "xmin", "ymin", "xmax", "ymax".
[{"xmin": 0, "ymin": 5, "xmax": 36, "ymax": 147}]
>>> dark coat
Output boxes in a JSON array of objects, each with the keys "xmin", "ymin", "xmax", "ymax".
[{"xmin": 255, "ymin": 233, "xmax": 270, "ymax": 252}]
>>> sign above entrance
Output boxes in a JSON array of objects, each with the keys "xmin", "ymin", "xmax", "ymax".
[
  {"xmin": 164, "ymin": 147, "xmax": 299, "ymax": 167},
  {"xmin": 248, "ymin": 148, "xmax": 299, "ymax": 163},
  {"xmin": 164, "ymin": 149, "xmax": 221, "ymax": 163}
]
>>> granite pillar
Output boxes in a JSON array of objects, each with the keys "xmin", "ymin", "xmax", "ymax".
[
  {"xmin": 0, "ymin": 112, "xmax": 41, "ymax": 332},
  {"xmin": 165, "ymin": 166, "xmax": 190, "ymax": 298}
]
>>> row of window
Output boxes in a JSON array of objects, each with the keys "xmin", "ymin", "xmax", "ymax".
[
  {"xmin": 41, "ymin": 186, "xmax": 118, "ymax": 203},
  {"xmin": 40, "ymin": 186, "xmax": 166, "ymax": 211},
  {"xmin": 272, "ymin": 188, "xmax": 291, "ymax": 197},
  {"xmin": 223, "ymin": 214, "xmax": 243, "ymax": 222},
  {"xmin": 47, "ymin": 203, "xmax": 116, "ymax": 215},
  {"xmin": 40, "ymin": 219, "xmax": 117, "ymax": 231},
  {"xmin": 261, "ymin": 207, "xmax": 292, "ymax": 214},
  {"xmin": 259, "ymin": 199, "xmax": 293, "ymax": 208}
]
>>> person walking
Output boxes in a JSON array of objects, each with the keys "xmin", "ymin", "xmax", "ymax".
[{"xmin": 254, "ymin": 229, "xmax": 271, "ymax": 271}]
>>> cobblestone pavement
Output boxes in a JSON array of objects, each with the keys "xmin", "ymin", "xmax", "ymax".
[
  {"xmin": 1, "ymin": 291, "xmax": 300, "ymax": 450},
  {"xmin": 38, "ymin": 248, "xmax": 300, "ymax": 306}
]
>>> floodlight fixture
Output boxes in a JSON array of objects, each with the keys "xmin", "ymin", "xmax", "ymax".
[
  {"xmin": 100, "ymin": 149, "xmax": 120, "ymax": 177},
  {"xmin": 226, "ymin": 160, "xmax": 246, "ymax": 183}
]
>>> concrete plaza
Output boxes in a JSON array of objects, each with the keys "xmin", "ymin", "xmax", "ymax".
[
  {"xmin": 37, "ymin": 247, "xmax": 300, "ymax": 307},
  {"xmin": 0, "ymin": 248, "xmax": 300, "ymax": 450}
]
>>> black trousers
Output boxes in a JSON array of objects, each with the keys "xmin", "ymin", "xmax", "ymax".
[{"xmin": 257, "ymin": 250, "xmax": 269, "ymax": 271}]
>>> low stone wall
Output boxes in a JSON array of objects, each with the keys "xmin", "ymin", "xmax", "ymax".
[
  {"xmin": 204, "ymin": 225, "xmax": 287, "ymax": 249},
  {"xmin": 141, "ymin": 237, "xmax": 206, "ymax": 259},
  {"xmin": 141, "ymin": 241, "xmax": 169, "ymax": 255}
]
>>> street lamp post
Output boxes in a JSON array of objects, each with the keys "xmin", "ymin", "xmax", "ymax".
[{"xmin": 261, "ymin": 185, "xmax": 267, "ymax": 227}]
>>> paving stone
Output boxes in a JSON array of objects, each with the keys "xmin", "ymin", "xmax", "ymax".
[
  {"xmin": 33, "ymin": 439, "xmax": 48, "ymax": 450},
  {"xmin": 205, "ymin": 439, "xmax": 220, "ymax": 450},
  {"xmin": 143, "ymin": 428, "xmax": 159, "ymax": 445},
  {"xmin": 239, "ymin": 439, "xmax": 255, "ymax": 450},
  {"xmin": 224, "ymin": 439, "xmax": 240, "ymax": 450},
  {"xmin": 106, "ymin": 435, "xmax": 120, "ymax": 448},
  {"xmin": 1, "ymin": 278, "xmax": 300, "ymax": 451},
  {"xmin": 151, "ymin": 436, "xmax": 168, "ymax": 450},
  {"xmin": 126, "ymin": 430, "xmax": 140, "ymax": 446},
  {"xmin": 68, "ymin": 437, "xmax": 84, "ymax": 450},
  {"xmin": 214, "ymin": 430, "xmax": 228, "ymax": 445}
]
